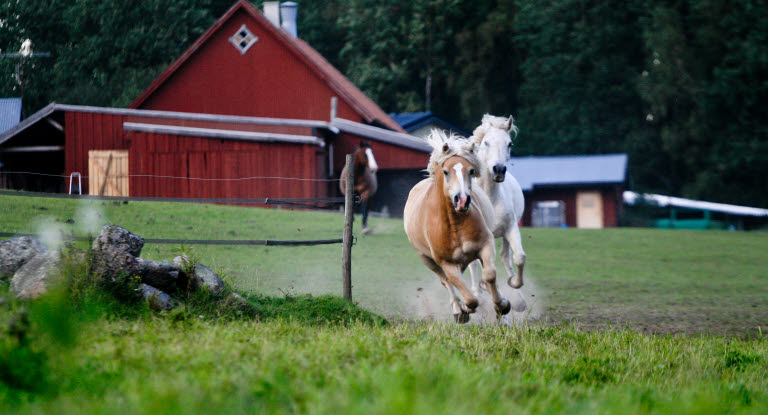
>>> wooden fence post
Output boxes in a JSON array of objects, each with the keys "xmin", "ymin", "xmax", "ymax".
[{"xmin": 341, "ymin": 154, "xmax": 354, "ymax": 301}]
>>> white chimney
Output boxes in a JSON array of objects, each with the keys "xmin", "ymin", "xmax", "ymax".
[
  {"xmin": 280, "ymin": 2, "xmax": 299, "ymax": 38},
  {"xmin": 263, "ymin": 1, "xmax": 280, "ymax": 27}
]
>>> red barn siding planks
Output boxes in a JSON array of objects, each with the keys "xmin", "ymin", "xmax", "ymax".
[{"xmin": 126, "ymin": 131, "xmax": 322, "ymax": 200}]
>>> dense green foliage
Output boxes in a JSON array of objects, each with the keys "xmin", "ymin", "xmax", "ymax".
[{"xmin": 1, "ymin": 1, "xmax": 767, "ymax": 205}]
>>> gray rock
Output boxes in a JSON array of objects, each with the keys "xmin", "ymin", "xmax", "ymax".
[
  {"xmin": 0, "ymin": 237, "xmax": 48, "ymax": 281},
  {"xmin": 90, "ymin": 245, "xmax": 143, "ymax": 281},
  {"xmin": 92, "ymin": 225, "xmax": 144, "ymax": 257},
  {"xmin": 91, "ymin": 245, "xmax": 187, "ymax": 294},
  {"xmin": 227, "ymin": 292, "xmax": 248, "ymax": 309},
  {"xmin": 173, "ymin": 256, "xmax": 224, "ymax": 294},
  {"xmin": 10, "ymin": 251, "xmax": 61, "ymax": 300},
  {"xmin": 136, "ymin": 257, "xmax": 187, "ymax": 294},
  {"xmin": 139, "ymin": 283, "xmax": 177, "ymax": 310}
]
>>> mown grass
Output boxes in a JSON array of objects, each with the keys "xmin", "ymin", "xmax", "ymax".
[
  {"xmin": 2, "ymin": 192, "xmax": 766, "ymax": 334},
  {"xmin": 1, "ymin": 307, "xmax": 766, "ymax": 414},
  {"xmin": 1, "ymin": 191, "xmax": 768, "ymax": 413}
]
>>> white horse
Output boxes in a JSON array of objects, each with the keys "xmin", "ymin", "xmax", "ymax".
[{"xmin": 467, "ymin": 114, "xmax": 527, "ymax": 313}]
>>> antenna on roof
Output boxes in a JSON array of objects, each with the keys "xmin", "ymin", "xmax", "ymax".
[{"xmin": 1, "ymin": 40, "xmax": 51, "ymax": 119}]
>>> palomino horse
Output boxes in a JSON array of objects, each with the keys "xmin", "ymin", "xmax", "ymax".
[
  {"xmin": 404, "ymin": 130, "xmax": 512, "ymax": 323},
  {"xmin": 467, "ymin": 114, "xmax": 527, "ymax": 313},
  {"xmin": 340, "ymin": 142, "xmax": 378, "ymax": 234}
]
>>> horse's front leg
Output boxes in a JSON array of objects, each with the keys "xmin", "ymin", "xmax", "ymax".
[
  {"xmin": 478, "ymin": 243, "xmax": 511, "ymax": 318},
  {"xmin": 506, "ymin": 222, "xmax": 526, "ymax": 289}
]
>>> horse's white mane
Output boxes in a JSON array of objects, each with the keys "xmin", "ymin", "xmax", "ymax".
[
  {"xmin": 469, "ymin": 114, "xmax": 519, "ymax": 146},
  {"xmin": 425, "ymin": 129, "xmax": 481, "ymax": 177}
]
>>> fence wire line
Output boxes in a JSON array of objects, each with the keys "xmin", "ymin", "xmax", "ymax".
[
  {"xmin": 0, "ymin": 189, "xmax": 354, "ymax": 206},
  {"xmin": 0, "ymin": 232, "xmax": 345, "ymax": 247},
  {"xmin": 0, "ymin": 170, "xmax": 341, "ymax": 182}
]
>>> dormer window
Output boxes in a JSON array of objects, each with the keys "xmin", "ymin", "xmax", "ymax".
[{"xmin": 229, "ymin": 24, "xmax": 258, "ymax": 55}]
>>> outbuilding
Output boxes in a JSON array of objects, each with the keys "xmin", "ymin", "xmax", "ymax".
[{"xmin": 509, "ymin": 154, "xmax": 628, "ymax": 228}]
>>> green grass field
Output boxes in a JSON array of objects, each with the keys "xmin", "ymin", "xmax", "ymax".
[{"xmin": 1, "ymin": 192, "xmax": 767, "ymax": 414}]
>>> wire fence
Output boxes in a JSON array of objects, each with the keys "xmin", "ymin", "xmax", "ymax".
[
  {"xmin": 0, "ymin": 170, "xmax": 341, "ymax": 182},
  {"xmin": 1, "ymin": 155, "xmax": 359, "ymax": 300},
  {"xmin": 0, "ymin": 170, "xmax": 359, "ymax": 247}
]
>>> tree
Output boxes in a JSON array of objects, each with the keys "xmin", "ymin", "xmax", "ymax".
[{"xmin": 512, "ymin": 0, "xmax": 647, "ymax": 157}]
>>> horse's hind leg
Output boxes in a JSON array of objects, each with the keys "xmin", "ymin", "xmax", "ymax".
[
  {"xmin": 419, "ymin": 255, "xmax": 469, "ymax": 323},
  {"xmin": 502, "ymin": 237, "xmax": 527, "ymax": 312},
  {"xmin": 478, "ymin": 243, "xmax": 511, "ymax": 318},
  {"xmin": 468, "ymin": 260, "xmax": 483, "ymax": 297},
  {"xmin": 441, "ymin": 264, "xmax": 479, "ymax": 315},
  {"xmin": 506, "ymin": 223, "xmax": 526, "ymax": 289}
]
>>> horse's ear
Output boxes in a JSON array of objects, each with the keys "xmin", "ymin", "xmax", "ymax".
[
  {"xmin": 442, "ymin": 143, "xmax": 450, "ymax": 154},
  {"xmin": 505, "ymin": 116, "xmax": 514, "ymax": 132}
]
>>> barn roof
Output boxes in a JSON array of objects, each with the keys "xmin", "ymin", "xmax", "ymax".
[
  {"xmin": 0, "ymin": 103, "xmax": 427, "ymax": 151},
  {"xmin": 390, "ymin": 111, "xmax": 470, "ymax": 136},
  {"xmin": 0, "ymin": 98, "xmax": 22, "ymax": 135},
  {"xmin": 509, "ymin": 154, "xmax": 628, "ymax": 191},
  {"xmin": 129, "ymin": 0, "xmax": 405, "ymax": 133}
]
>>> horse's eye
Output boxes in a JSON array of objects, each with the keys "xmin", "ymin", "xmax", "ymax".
[
  {"xmin": 443, "ymin": 169, "xmax": 449, "ymax": 176},
  {"xmin": 484, "ymin": 142, "xmax": 489, "ymax": 147},
  {"xmin": 469, "ymin": 169, "xmax": 475, "ymax": 176}
]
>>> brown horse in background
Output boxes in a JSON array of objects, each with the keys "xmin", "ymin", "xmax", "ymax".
[
  {"xmin": 340, "ymin": 142, "xmax": 378, "ymax": 233},
  {"xmin": 403, "ymin": 130, "xmax": 512, "ymax": 323}
]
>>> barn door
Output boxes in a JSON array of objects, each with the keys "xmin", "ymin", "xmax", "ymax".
[
  {"xmin": 576, "ymin": 191, "xmax": 603, "ymax": 228},
  {"xmin": 88, "ymin": 150, "xmax": 129, "ymax": 196}
]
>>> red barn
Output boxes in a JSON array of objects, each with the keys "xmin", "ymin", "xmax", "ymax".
[{"xmin": 0, "ymin": 0, "xmax": 430, "ymax": 215}]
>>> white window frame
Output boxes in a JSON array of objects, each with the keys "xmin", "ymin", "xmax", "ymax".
[{"xmin": 229, "ymin": 24, "xmax": 258, "ymax": 55}]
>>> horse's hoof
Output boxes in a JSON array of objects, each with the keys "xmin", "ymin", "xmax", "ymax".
[
  {"xmin": 463, "ymin": 297, "xmax": 479, "ymax": 313},
  {"xmin": 362, "ymin": 226, "xmax": 373, "ymax": 235},
  {"xmin": 454, "ymin": 312, "xmax": 470, "ymax": 324},
  {"xmin": 507, "ymin": 275, "xmax": 523, "ymax": 289},
  {"xmin": 498, "ymin": 315, "xmax": 512, "ymax": 326},
  {"xmin": 494, "ymin": 298, "xmax": 512, "ymax": 316}
]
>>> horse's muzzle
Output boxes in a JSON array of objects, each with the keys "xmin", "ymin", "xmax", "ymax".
[
  {"xmin": 492, "ymin": 164, "xmax": 506, "ymax": 182},
  {"xmin": 454, "ymin": 194, "xmax": 471, "ymax": 212}
]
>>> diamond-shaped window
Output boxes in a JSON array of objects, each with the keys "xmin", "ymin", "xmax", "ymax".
[{"xmin": 229, "ymin": 24, "xmax": 258, "ymax": 55}]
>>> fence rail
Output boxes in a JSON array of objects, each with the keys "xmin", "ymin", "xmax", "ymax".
[
  {"xmin": 0, "ymin": 157, "xmax": 358, "ymax": 299},
  {"xmin": 0, "ymin": 189, "xmax": 354, "ymax": 206},
  {"xmin": 0, "ymin": 232, "xmax": 344, "ymax": 247}
]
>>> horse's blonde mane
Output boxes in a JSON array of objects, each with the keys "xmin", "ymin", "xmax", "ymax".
[
  {"xmin": 469, "ymin": 114, "xmax": 519, "ymax": 146},
  {"xmin": 425, "ymin": 129, "xmax": 481, "ymax": 177}
]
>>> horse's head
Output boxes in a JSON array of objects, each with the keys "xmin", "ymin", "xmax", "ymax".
[
  {"xmin": 441, "ymin": 155, "xmax": 477, "ymax": 213},
  {"xmin": 470, "ymin": 114, "xmax": 518, "ymax": 182},
  {"xmin": 425, "ymin": 130, "xmax": 481, "ymax": 213},
  {"xmin": 355, "ymin": 142, "xmax": 378, "ymax": 173}
]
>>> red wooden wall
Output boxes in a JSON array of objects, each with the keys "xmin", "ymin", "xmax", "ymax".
[
  {"xmin": 128, "ymin": 131, "xmax": 323, "ymax": 200},
  {"xmin": 134, "ymin": 8, "xmax": 362, "ymax": 124},
  {"xmin": 65, "ymin": 112, "xmax": 129, "ymax": 194},
  {"xmin": 63, "ymin": 110, "xmax": 325, "ymax": 198}
]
